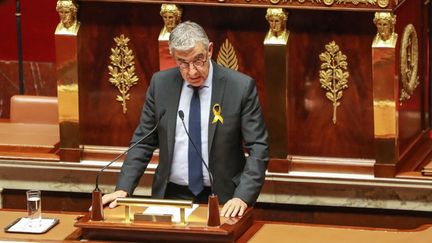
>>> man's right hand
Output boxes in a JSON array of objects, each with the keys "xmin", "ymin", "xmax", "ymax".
[{"xmin": 101, "ymin": 190, "xmax": 128, "ymax": 209}]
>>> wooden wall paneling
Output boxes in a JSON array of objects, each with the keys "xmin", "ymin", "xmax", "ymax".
[
  {"xmin": 375, "ymin": 0, "xmax": 432, "ymax": 177},
  {"xmin": 74, "ymin": 1, "xmax": 431, "ymax": 178},
  {"xmin": 78, "ymin": 2, "xmax": 161, "ymax": 147},
  {"xmin": 395, "ymin": 0, "xmax": 429, "ymax": 159},
  {"xmin": 1, "ymin": 189, "xmax": 91, "ymax": 212},
  {"xmin": 287, "ymin": 10, "xmax": 375, "ymax": 160},
  {"xmin": 186, "ymin": 5, "xmax": 267, "ymax": 101}
]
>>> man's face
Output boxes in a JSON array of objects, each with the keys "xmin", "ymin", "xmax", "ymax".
[
  {"xmin": 172, "ymin": 42, "xmax": 213, "ymax": 87},
  {"xmin": 376, "ymin": 19, "xmax": 391, "ymax": 41},
  {"xmin": 162, "ymin": 12, "xmax": 178, "ymax": 32}
]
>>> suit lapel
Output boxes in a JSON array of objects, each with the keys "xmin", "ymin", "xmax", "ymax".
[
  {"xmin": 208, "ymin": 62, "xmax": 226, "ymax": 155},
  {"xmin": 167, "ymin": 72, "xmax": 184, "ymax": 164}
]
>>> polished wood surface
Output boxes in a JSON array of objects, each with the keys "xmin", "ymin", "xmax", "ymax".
[
  {"xmin": 395, "ymin": 0, "xmax": 428, "ymax": 159},
  {"xmin": 76, "ymin": 204, "xmax": 253, "ymax": 242},
  {"xmin": 0, "ymin": 123, "xmax": 59, "ymax": 161},
  {"xmin": 0, "ymin": 209, "xmax": 82, "ymax": 241},
  {"xmin": 78, "ymin": 1, "xmax": 160, "ymax": 146},
  {"xmin": 287, "ymin": 10, "xmax": 375, "ymax": 159},
  {"xmin": 240, "ymin": 221, "xmax": 432, "ymax": 243}
]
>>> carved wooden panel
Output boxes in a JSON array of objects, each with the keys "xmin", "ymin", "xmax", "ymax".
[
  {"xmin": 287, "ymin": 10, "xmax": 375, "ymax": 159},
  {"xmin": 78, "ymin": 2, "xmax": 161, "ymax": 146}
]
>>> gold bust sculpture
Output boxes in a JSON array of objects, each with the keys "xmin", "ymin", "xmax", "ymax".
[
  {"xmin": 372, "ymin": 12, "xmax": 397, "ymax": 47},
  {"xmin": 158, "ymin": 4, "xmax": 182, "ymax": 41},
  {"xmin": 264, "ymin": 8, "xmax": 289, "ymax": 45},
  {"xmin": 55, "ymin": 0, "xmax": 79, "ymax": 35}
]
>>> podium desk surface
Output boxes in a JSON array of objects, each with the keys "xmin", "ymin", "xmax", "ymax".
[
  {"xmin": 240, "ymin": 221, "xmax": 432, "ymax": 243},
  {"xmin": 0, "ymin": 209, "xmax": 82, "ymax": 242},
  {"xmin": 76, "ymin": 205, "xmax": 253, "ymax": 242}
]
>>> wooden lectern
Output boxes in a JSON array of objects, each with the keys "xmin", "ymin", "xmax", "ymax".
[{"xmin": 76, "ymin": 204, "xmax": 253, "ymax": 243}]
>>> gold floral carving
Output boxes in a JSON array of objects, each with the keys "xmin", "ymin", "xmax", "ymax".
[
  {"xmin": 400, "ymin": 24, "xmax": 419, "ymax": 101},
  {"xmin": 217, "ymin": 39, "xmax": 239, "ymax": 71},
  {"xmin": 108, "ymin": 34, "xmax": 139, "ymax": 114},
  {"xmin": 319, "ymin": 41, "xmax": 350, "ymax": 124}
]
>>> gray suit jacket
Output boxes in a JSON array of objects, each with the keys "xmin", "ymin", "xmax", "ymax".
[{"xmin": 116, "ymin": 61, "xmax": 269, "ymax": 205}]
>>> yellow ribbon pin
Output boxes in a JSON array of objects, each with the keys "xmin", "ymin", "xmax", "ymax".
[{"xmin": 212, "ymin": 104, "xmax": 223, "ymax": 124}]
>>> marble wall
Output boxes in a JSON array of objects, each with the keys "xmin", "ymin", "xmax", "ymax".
[
  {"xmin": 0, "ymin": 60, "xmax": 57, "ymax": 118},
  {"xmin": 1, "ymin": 159, "xmax": 431, "ymax": 212}
]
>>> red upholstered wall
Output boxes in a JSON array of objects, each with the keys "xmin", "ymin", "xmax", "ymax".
[{"xmin": 0, "ymin": 0, "xmax": 58, "ymax": 62}]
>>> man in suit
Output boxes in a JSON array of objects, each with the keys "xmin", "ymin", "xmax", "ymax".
[{"xmin": 102, "ymin": 21, "xmax": 269, "ymax": 218}]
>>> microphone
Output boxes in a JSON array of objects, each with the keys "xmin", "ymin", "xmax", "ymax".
[
  {"xmin": 91, "ymin": 109, "xmax": 166, "ymax": 221},
  {"xmin": 178, "ymin": 110, "xmax": 220, "ymax": 226}
]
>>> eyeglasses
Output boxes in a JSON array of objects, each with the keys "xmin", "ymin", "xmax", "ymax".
[{"xmin": 177, "ymin": 55, "xmax": 208, "ymax": 70}]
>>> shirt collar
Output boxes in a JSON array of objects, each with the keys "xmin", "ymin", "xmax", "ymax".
[{"xmin": 202, "ymin": 60, "xmax": 213, "ymax": 89}]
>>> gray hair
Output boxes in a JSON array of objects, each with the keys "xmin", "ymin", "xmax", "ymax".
[{"xmin": 169, "ymin": 21, "xmax": 209, "ymax": 54}]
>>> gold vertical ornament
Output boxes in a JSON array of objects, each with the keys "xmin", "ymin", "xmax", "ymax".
[
  {"xmin": 216, "ymin": 39, "xmax": 239, "ymax": 71},
  {"xmin": 400, "ymin": 24, "xmax": 419, "ymax": 101},
  {"xmin": 108, "ymin": 34, "xmax": 139, "ymax": 114},
  {"xmin": 319, "ymin": 41, "xmax": 349, "ymax": 124}
]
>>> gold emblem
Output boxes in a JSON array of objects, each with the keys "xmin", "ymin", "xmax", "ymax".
[
  {"xmin": 400, "ymin": 24, "xmax": 419, "ymax": 101},
  {"xmin": 319, "ymin": 41, "xmax": 349, "ymax": 124},
  {"xmin": 323, "ymin": 0, "xmax": 334, "ymax": 6},
  {"xmin": 217, "ymin": 39, "xmax": 239, "ymax": 71},
  {"xmin": 270, "ymin": 0, "xmax": 281, "ymax": 4},
  {"xmin": 212, "ymin": 104, "xmax": 224, "ymax": 125},
  {"xmin": 108, "ymin": 34, "xmax": 139, "ymax": 114},
  {"xmin": 377, "ymin": 0, "xmax": 389, "ymax": 8}
]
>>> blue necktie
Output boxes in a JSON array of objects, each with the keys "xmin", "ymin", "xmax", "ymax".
[{"xmin": 188, "ymin": 86, "xmax": 204, "ymax": 195}]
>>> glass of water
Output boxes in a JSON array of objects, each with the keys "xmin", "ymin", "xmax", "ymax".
[{"xmin": 26, "ymin": 190, "xmax": 41, "ymax": 228}]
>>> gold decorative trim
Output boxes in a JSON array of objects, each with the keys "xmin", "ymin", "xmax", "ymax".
[
  {"xmin": 335, "ymin": 0, "xmax": 377, "ymax": 5},
  {"xmin": 400, "ymin": 24, "xmax": 419, "ymax": 101},
  {"xmin": 319, "ymin": 41, "xmax": 350, "ymax": 124},
  {"xmin": 216, "ymin": 0, "xmax": 388, "ymax": 7},
  {"xmin": 108, "ymin": 34, "xmax": 139, "ymax": 114},
  {"xmin": 216, "ymin": 39, "xmax": 239, "ymax": 71},
  {"xmin": 298, "ymin": 0, "xmax": 378, "ymax": 6}
]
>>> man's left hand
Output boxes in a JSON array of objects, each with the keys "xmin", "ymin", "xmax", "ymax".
[{"xmin": 220, "ymin": 198, "xmax": 247, "ymax": 218}]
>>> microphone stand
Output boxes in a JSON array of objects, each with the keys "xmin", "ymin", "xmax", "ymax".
[
  {"xmin": 178, "ymin": 111, "xmax": 220, "ymax": 226},
  {"xmin": 207, "ymin": 192, "xmax": 221, "ymax": 226},
  {"xmin": 91, "ymin": 110, "xmax": 165, "ymax": 221},
  {"xmin": 16, "ymin": 0, "xmax": 24, "ymax": 94}
]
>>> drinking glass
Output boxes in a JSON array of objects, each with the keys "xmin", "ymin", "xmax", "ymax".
[{"xmin": 26, "ymin": 190, "xmax": 42, "ymax": 228}]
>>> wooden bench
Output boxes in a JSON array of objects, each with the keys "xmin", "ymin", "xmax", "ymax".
[{"xmin": 0, "ymin": 95, "xmax": 60, "ymax": 161}]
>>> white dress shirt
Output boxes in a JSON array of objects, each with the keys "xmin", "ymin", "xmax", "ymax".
[{"xmin": 169, "ymin": 62, "xmax": 213, "ymax": 187}]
